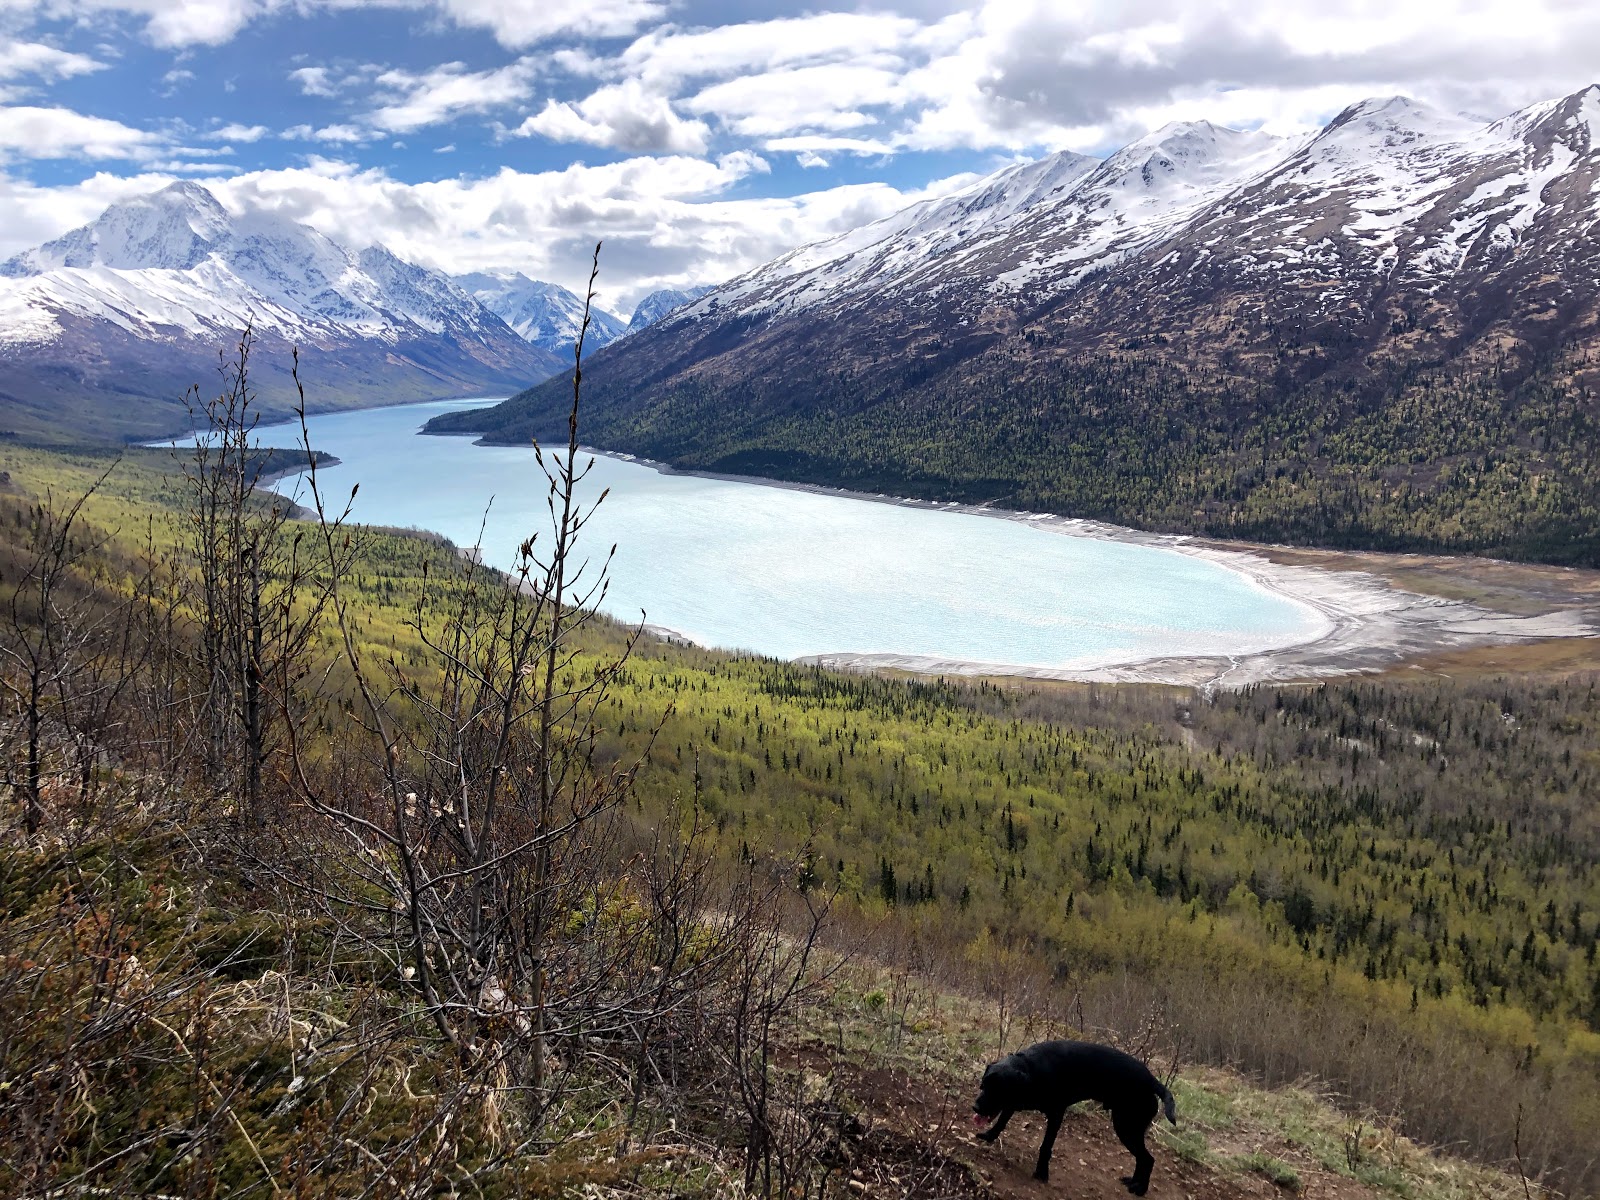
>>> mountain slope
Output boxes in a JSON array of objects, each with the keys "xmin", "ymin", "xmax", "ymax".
[
  {"xmin": 431, "ymin": 86, "xmax": 1600, "ymax": 565},
  {"xmin": 0, "ymin": 183, "xmax": 561, "ymax": 441}
]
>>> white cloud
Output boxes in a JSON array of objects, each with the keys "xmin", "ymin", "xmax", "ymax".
[
  {"xmin": 517, "ymin": 79, "xmax": 709, "ymax": 154},
  {"xmin": 203, "ymin": 122, "xmax": 270, "ymax": 142},
  {"xmin": 616, "ymin": 13, "xmax": 926, "ymax": 90},
  {"xmin": 368, "ymin": 59, "xmax": 540, "ymax": 133},
  {"xmin": 0, "ymin": 0, "xmax": 666, "ymax": 50},
  {"xmin": 0, "ymin": 151, "xmax": 966, "ymax": 310},
  {"xmin": 0, "ymin": 38, "xmax": 105, "ymax": 88},
  {"xmin": 160, "ymin": 66, "xmax": 194, "ymax": 95},
  {"xmin": 765, "ymin": 134, "xmax": 895, "ymax": 156},
  {"xmin": 308, "ymin": 123, "xmax": 368, "ymax": 143},
  {"xmin": 280, "ymin": 122, "xmax": 372, "ymax": 143},
  {"xmin": 536, "ymin": 0, "xmax": 1600, "ymax": 160},
  {"xmin": 0, "ymin": 0, "xmax": 277, "ymax": 49},
  {"xmin": 432, "ymin": 0, "xmax": 668, "ymax": 48},
  {"xmin": 686, "ymin": 64, "xmax": 903, "ymax": 139},
  {"xmin": 289, "ymin": 66, "xmax": 339, "ymax": 97},
  {"xmin": 0, "ymin": 105, "xmax": 160, "ymax": 160},
  {"xmin": 890, "ymin": 0, "xmax": 1600, "ymax": 153}
]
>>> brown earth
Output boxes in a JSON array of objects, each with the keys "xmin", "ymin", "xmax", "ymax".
[{"xmin": 816, "ymin": 1058, "xmax": 1379, "ymax": 1200}]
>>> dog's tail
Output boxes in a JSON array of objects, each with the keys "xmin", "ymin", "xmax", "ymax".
[{"xmin": 1156, "ymin": 1082, "xmax": 1177, "ymax": 1125}]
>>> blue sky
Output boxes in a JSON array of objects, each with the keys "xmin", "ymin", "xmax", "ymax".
[{"xmin": 1, "ymin": 0, "xmax": 1598, "ymax": 312}]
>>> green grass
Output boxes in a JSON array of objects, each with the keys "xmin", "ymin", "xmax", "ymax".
[{"xmin": 2, "ymin": 439, "xmax": 1596, "ymax": 1194}]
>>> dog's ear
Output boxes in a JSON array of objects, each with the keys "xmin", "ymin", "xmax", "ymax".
[
  {"xmin": 1008, "ymin": 1055, "xmax": 1034, "ymax": 1083},
  {"xmin": 988, "ymin": 1059, "xmax": 1029, "ymax": 1095}
]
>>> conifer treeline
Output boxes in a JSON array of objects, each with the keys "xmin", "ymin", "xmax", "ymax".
[{"xmin": 451, "ymin": 343, "xmax": 1600, "ymax": 566}]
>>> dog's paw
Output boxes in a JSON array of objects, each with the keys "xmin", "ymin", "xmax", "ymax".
[
  {"xmin": 976, "ymin": 1129, "xmax": 998, "ymax": 1144},
  {"xmin": 1033, "ymin": 1168, "xmax": 1050, "ymax": 1183},
  {"xmin": 1120, "ymin": 1177, "xmax": 1149, "ymax": 1196}
]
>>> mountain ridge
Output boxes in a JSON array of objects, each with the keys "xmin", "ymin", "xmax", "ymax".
[{"xmin": 430, "ymin": 84, "xmax": 1600, "ymax": 565}]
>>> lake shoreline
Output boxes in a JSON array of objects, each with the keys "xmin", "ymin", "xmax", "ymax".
[
  {"xmin": 331, "ymin": 402, "xmax": 1600, "ymax": 688},
  {"xmin": 577, "ymin": 446, "xmax": 1597, "ymax": 689}
]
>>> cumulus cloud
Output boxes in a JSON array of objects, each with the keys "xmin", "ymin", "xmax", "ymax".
[
  {"xmin": 0, "ymin": 38, "xmax": 105, "ymax": 91},
  {"xmin": 0, "ymin": 152, "xmax": 970, "ymax": 310},
  {"xmin": 280, "ymin": 122, "xmax": 373, "ymax": 143},
  {"xmin": 0, "ymin": 0, "xmax": 666, "ymax": 50},
  {"xmin": 551, "ymin": 0, "xmax": 1600, "ymax": 157},
  {"xmin": 432, "ymin": 0, "xmax": 668, "ymax": 48},
  {"xmin": 368, "ymin": 59, "xmax": 541, "ymax": 133},
  {"xmin": 517, "ymin": 79, "xmax": 710, "ymax": 154},
  {"xmin": 0, "ymin": 105, "xmax": 161, "ymax": 160},
  {"xmin": 203, "ymin": 122, "xmax": 270, "ymax": 142},
  {"xmin": 617, "ymin": 13, "xmax": 925, "ymax": 88},
  {"xmin": 894, "ymin": 0, "xmax": 1600, "ymax": 153},
  {"xmin": 289, "ymin": 66, "xmax": 339, "ymax": 97},
  {"xmin": 685, "ymin": 64, "xmax": 901, "ymax": 139}
]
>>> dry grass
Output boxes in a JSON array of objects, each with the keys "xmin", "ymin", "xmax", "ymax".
[{"xmin": 801, "ymin": 953, "xmax": 1549, "ymax": 1200}]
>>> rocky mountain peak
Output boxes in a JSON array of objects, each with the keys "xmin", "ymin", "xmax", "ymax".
[
  {"xmin": 954, "ymin": 150, "xmax": 1097, "ymax": 223},
  {"xmin": 5, "ymin": 180, "xmax": 234, "ymax": 276},
  {"xmin": 626, "ymin": 285, "xmax": 716, "ymax": 332},
  {"xmin": 1094, "ymin": 120, "xmax": 1287, "ymax": 195},
  {"xmin": 1497, "ymin": 83, "xmax": 1600, "ymax": 156}
]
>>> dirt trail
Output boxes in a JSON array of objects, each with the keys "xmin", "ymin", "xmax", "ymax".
[{"xmin": 828, "ymin": 1061, "xmax": 1379, "ymax": 1200}]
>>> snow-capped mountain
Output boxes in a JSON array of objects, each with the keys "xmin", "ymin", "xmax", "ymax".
[
  {"xmin": 0, "ymin": 182, "xmax": 561, "ymax": 440},
  {"xmin": 652, "ymin": 86, "xmax": 1600, "ymax": 360},
  {"xmin": 421, "ymin": 87, "xmax": 1600, "ymax": 568},
  {"xmin": 454, "ymin": 271, "xmax": 626, "ymax": 356},
  {"xmin": 626, "ymin": 285, "xmax": 716, "ymax": 332},
  {"xmin": 451, "ymin": 272, "xmax": 718, "ymax": 356},
  {"xmin": 437, "ymin": 84, "xmax": 1600, "ymax": 458}
]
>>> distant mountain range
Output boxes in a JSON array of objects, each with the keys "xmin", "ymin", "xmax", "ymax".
[
  {"xmin": 454, "ymin": 273, "xmax": 718, "ymax": 358},
  {"xmin": 626, "ymin": 285, "xmax": 716, "ymax": 333},
  {"xmin": 0, "ymin": 182, "xmax": 563, "ymax": 440},
  {"xmin": 453, "ymin": 271, "xmax": 628, "ymax": 357},
  {"xmin": 433, "ymin": 85, "xmax": 1600, "ymax": 565}
]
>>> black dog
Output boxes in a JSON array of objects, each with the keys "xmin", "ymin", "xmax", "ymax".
[{"xmin": 973, "ymin": 1039, "xmax": 1176, "ymax": 1191}]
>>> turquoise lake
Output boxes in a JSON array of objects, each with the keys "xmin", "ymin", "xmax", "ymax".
[{"xmin": 255, "ymin": 399, "xmax": 1327, "ymax": 671}]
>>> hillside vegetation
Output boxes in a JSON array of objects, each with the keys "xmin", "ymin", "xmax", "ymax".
[{"xmin": 3, "ymin": 339, "xmax": 1599, "ymax": 1195}]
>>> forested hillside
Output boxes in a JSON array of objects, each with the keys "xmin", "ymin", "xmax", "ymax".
[
  {"xmin": 433, "ymin": 346, "xmax": 1600, "ymax": 565},
  {"xmin": 3, "ymin": 363, "xmax": 1598, "ymax": 1193}
]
